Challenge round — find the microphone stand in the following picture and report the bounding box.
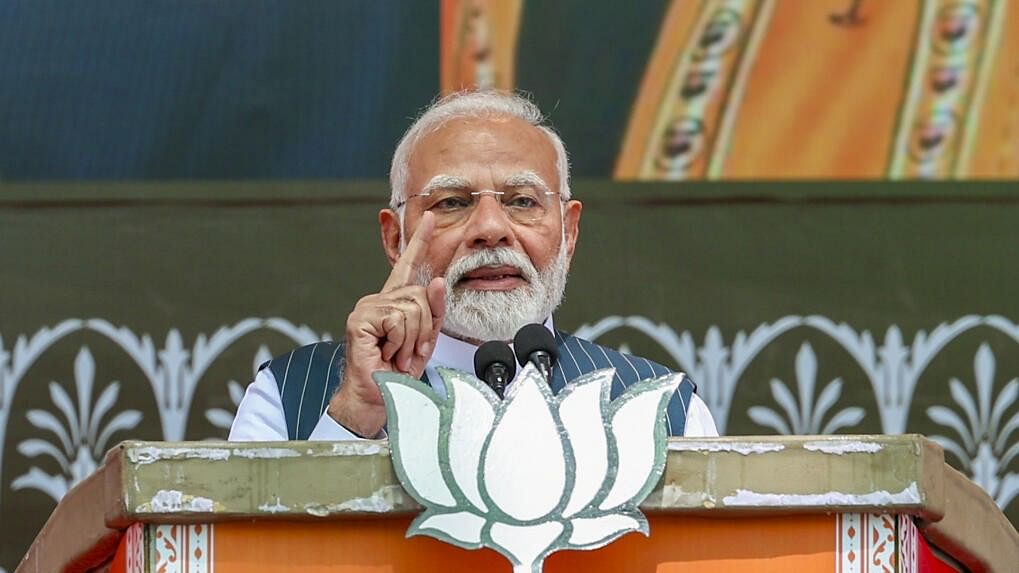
[485,362,510,399]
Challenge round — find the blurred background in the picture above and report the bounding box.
[1,0,1018,567]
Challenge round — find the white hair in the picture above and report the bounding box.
[389,90,571,210]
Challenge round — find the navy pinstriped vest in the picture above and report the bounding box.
[260,331,697,439]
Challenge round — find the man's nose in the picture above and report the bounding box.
[464,194,515,248]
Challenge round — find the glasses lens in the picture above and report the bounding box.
[412,188,556,226]
[423,189,473,226]
[502,189,550,223]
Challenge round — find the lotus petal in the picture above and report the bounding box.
[770,378,801,432]
[17,439,70,471]
[489,521,563,572]
[228,380,246,405]
[89,383,121,443]
[600,374,679,510]
[205,408,235,429]
[442,368,498,512]
[567,512,647,549]
[747,406,791,435]
[557,369,612,517]
[929,434,971,469]
[26,409,72,453]
[996,474,1019,509]
[820,407,864,435]
[482,364,566,521]
[949,378,980,438]
[928,405,973,450]
[990,380,1018,442]
[49,382,80,445]
[811,378,844,431]
[409,510,486,548]
[74,347,95,436]
[376,373,455,507]
[94,409,142,453]
[11,466,69,502]
[996,406,1019,453]
[794,343,817,426]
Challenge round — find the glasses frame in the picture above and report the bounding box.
[394,188,565,225]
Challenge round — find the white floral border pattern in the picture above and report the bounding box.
[897,514,919,573]
[1,315,1017,514]
[152,524,214,573]
[835,513,898,573]
[0,318,328,506]
[579,314,1019,509]
[125,522,143,573]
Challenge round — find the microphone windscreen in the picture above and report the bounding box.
[513,323,559,366]
[474,340,517,381]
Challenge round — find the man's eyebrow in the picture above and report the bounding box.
[503,170,550,193]
[422,174,472,193]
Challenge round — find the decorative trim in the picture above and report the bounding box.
[152,525,181,572]
[440,0,523,92]
[2,315,1016,518]
[836,513,896,573]
[865,513,897,572]
[625,0,775,180]
[188,523,213,570]
[125,522,143,573]
[836,512,862,573]
[705,0,775,178]
[0,318,326,506]
[898,514,919,573]
[955,0,1008,175]
[152,524,214,572]
[889,0,1004,178]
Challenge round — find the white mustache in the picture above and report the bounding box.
[445,248,538,288]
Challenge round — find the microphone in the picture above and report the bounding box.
[513,323,558,382]
[474,341,517,399]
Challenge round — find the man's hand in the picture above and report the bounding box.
[327,212,446,437]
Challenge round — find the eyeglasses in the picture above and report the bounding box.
[395,188,563,227]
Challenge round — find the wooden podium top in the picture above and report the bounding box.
[19,435,1019,572]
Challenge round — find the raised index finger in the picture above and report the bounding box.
[383,211,436,291]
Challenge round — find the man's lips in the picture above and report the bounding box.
[457,265,526,290]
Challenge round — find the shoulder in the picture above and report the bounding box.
[258,341,346,394]
[554,330,697,396]
[256,340,347,440]
[554,329,679,383]
[554,330,701,436]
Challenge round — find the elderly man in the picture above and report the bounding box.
[229,90,717,440]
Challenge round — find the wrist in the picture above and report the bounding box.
[327,387,386,438]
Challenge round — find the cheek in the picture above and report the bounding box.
[424,237,461,277]
[521,230,563,268]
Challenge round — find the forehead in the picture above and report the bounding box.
[407,116,558,189]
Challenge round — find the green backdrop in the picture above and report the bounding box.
[1,180,1017,569]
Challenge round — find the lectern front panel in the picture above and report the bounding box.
[108,513,938,572]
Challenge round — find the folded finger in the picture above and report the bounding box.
[383,287,436,359]
[391,300,422,372]
[378,309,407,364]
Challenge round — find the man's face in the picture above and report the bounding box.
[380,115,582,342]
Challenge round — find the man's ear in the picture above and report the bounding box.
[379,209,402,266]
[562,200,582,263]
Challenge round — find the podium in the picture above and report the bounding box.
[18,436,1018,572]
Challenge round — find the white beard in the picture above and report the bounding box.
[418,246,569,342]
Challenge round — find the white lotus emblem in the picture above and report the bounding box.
[375,363,679,572]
